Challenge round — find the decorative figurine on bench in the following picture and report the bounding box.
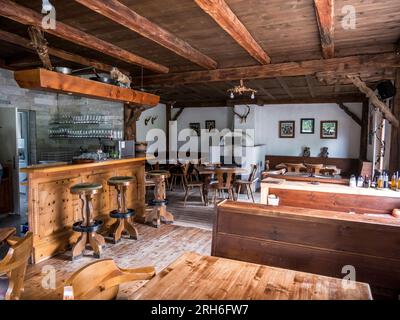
[320,147,329,158]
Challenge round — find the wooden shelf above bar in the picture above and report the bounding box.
[14,68,160,106]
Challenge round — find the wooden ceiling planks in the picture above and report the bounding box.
[75,0,218,70]
[0,0,398,104]
[194,0,271,64]
[0,0,169,73]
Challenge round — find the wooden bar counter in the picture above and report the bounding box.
[261,179,400,214]
[21,158,146,263]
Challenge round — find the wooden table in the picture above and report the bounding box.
[195,166,247,204]
[131,252,372,300]
[0,227,16,243]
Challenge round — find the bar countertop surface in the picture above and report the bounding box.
[20,157,147,174]
[261,178,400,198]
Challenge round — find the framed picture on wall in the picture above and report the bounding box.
[205,120,216,132]
[189,122,201,136]
[300,118,315,134]
[279,121,295,138]
[320,121,338,139]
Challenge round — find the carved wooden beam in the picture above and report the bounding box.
[172,108,185,121]
[389,70,400,172]
[194,0,270,64]
[314,0,334,59]
[75,0,217,70]
[348,75,399,128]
[139,53,400,86]
[0,0,168,73]
[337,102,362,126]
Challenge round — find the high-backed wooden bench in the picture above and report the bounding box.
[213,200,400,300]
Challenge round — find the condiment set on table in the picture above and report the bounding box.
[349,171,400,191]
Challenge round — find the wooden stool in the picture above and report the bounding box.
[146,170,174,228]
[108,176,138,244]
[70,183,105,261]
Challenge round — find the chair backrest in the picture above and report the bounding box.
[0,232,33,300]
[64,259,156,300]
[181,163,190,187]
[248,164,258,182]
[214,169,235,189]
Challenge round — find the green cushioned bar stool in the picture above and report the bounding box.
[108,176,138,244]
[70,183,105,261]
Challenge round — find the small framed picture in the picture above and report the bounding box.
[189,122,201,136]
[300,118,315,134]
[279,121,295,138]
[320,121,338,139]
[205,120,216,132]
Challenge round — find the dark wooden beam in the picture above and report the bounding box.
[75,0,217,70]
[389,70,400,172]
[314,0,334,59]
[359,100,369,160]
[276,77,294,98]
[337,102,362,126]
[194,0,270,64]
[348,75,399,127]
[172,94,366,108]
[0,29,121,73]
[0,0,168,73]
[172,108,185,121]
[139,53,400,86]
[305,75,316,98]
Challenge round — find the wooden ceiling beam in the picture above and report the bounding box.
[337,102,362,126]
[172,94,366,108]
[305,75,316,98]
[314,0,335,59]
[194,0,270,64]
[139,53,400,86]
[276,77,294,98]
[75,0,217,70]
[348,75,399,127]
[0,0,168,73]
[0,29,122,73]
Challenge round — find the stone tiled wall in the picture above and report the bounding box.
[0,68,123,163]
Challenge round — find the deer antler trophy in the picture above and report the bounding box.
[233,105,251,124]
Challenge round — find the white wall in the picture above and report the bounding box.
[136,103,166,142]
[250,103,362,158]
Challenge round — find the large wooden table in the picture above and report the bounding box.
[131,252,372,300]
[21,158,146,263]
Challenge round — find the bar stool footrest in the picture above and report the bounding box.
[110,209,136,219]
[148,199,169,206]
[73,220,103,233]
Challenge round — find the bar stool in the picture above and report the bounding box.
[108,176,138,244]
[70,183,105,261]
[146,170,174,228]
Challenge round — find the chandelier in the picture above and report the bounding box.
[227,79,257,100]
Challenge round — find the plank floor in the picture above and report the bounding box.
[20,188,260,300]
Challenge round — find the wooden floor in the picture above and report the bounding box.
[18,187,260,300]
[22,224,212,300]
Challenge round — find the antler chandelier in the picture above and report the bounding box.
[227,79,257,100]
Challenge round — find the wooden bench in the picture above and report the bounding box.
[213,200,400,300]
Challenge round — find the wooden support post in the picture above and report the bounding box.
[124,104,145,141]
[389,70,400,173]
[166,103,172,161]
[359,100,369,160]
[348,75,399,128]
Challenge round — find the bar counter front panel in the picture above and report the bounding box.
[22,158,146,263]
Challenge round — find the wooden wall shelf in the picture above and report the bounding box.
[14,68,160,107]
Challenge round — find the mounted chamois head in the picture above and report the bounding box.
[233,105,251,124]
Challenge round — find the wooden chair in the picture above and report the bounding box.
[210,169,236,205]
[63,259,155,300]
[169,163,185,191]
[235,164,259,203]
[0,232,33,300]
[182,163,205,206]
